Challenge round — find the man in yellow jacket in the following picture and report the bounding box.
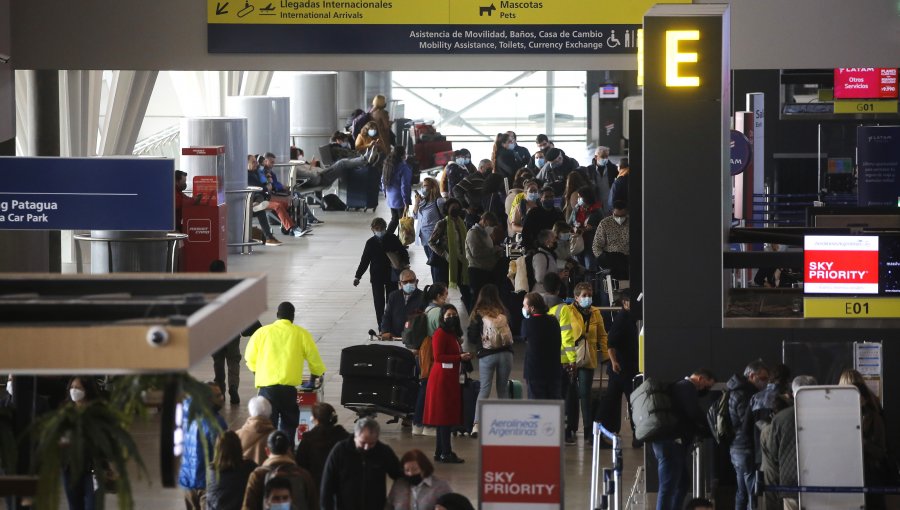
[246,301,326,446]
[550,282,608,446]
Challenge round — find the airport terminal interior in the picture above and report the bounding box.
[1,0,900,509]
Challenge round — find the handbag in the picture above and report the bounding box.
[570,233,585,256]
[385,251,408,271]
[398,207,415,246]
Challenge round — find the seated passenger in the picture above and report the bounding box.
[325,132,360,162]
[289,146,374,189]
[247,154,303,237]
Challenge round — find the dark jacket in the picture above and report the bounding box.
[320,437,402,510]
[764,406,797,498]
[205,459,257,510]
[445,163,469,198]
[381,288,425,337]
[452,171,486,209]
[670,378,709,443]
[495,148,523,179]
[606,308,639,376]
[521,314,561,382]
[355,234,406,285]
[294,424,350,489]
[522,206,565,250]
[727,373,759,452]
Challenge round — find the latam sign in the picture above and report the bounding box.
[804,236,879,295]
[834,68,898,99]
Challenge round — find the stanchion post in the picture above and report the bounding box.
[591,421,602,510]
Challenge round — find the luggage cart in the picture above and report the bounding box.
[590,421,624,510]
[339,331,417,424]
[295,377,324,444]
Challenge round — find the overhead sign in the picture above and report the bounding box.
[0,157,175,231]
[834,68,898,100]
[804,235,879,295]
[804,297,900,318]
[208,0,690,54]
[479,399,563,509]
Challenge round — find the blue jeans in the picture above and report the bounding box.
[477,351,513,420]
[651,439,690,510]
[731,448,756,510]
[258,385,300,447]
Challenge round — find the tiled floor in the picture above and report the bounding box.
[117,200,647,508]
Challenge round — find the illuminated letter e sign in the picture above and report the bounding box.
[665,30,700,87]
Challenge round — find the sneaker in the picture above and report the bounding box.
[471,423,479,438]
[228,387,240,405]
[565,431,577,445]
[308,217,325,226]
[412,425,424,436]
[423,426,437,437]
[439,453,465,464]
[265,237,283,246]
[251,200,269,213]
[292,228,309,237]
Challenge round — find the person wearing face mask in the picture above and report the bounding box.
[386,449,453,510]
[583,146,618,215]
[465,212,502,300]
[490,132,520,183]
[549,282,608,446]
[383,145,413,236]
[607,157,629,212]
[175,170,189,232]
[242,430,319,510]
[505,130,532,170]
[598,290,642,447]
[428,198,474,312]
[294,403,350,489]
[591,200,630,280]
[412,177,446,284]
[528,229,560,295]
[380,269,425,340]
[205,431,257,510]
[327,132,361,161]
[537,148,579,195]
[451,158,489,211]
[355,217,409,329]
[410,283,450,436]
[521,293,563,399]
[457,148,477,174]
[424,304,474,463]
[522,187,565,251]
[179,381,228,510]
[529,150,546,174]
[467,284,514,437]
[508,180,541,237]
[61,376,103,510]
[561,168,588,221]
[321,417,403,510]
[572,185,604,272]
[261,477,293,510]
[355,120,388,156]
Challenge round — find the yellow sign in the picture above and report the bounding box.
[833,100,898,114]
[803,297,900,319]
[665,30,700,87]
[208,0,690,25]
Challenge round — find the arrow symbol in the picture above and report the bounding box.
[216,2,229,15]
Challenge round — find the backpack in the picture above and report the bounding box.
[706,389,734,445]
[321,193,347,211]
[350,110,373,140]
[418,336,433,379]
[263,464,311,510]
[481,314,513,349]
[629,378,678,442]
[401,311,429,350]
[514,250,549,292]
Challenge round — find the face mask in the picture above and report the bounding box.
[541,200,555,210]
[551,159,561,168]
[522,308,531,318]
[464,158,471,165]
[5,381,12,396]
[402,283,416,294]
[455,157,467,166]
[70,388,86,402]
[342,142,351,149]
[535,158,545,167]
[614,216,626,225]
[597,158,608,166]
[577,197,585,207]
[373,230,385,239]
[406,474,423,486]
[526,192,540,202]
[269,502,291,510]
[367,129,377,137]
[444,317,460,330]
[578,297,593,308]
[484,225,495,236]
[508,142,516,150]
[559,233,572,242]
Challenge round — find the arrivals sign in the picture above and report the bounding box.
[207,0,689,54]
[804,236,879,295]
[479,400,564,509]
[0,157,175,231]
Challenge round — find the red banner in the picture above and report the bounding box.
[481,446,561,504]
[804,236,879,294]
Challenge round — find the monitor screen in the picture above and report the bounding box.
[833,68,898,99]
[827,157,853,174]
[804,235,879,294]
[599,84,619,99]
[880,235,900,295]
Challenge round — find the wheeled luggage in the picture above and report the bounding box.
[630,377,677,442]
[339,164,379,211]
[339,344,417,380]
[507,379,524,399]
[453,375,480,436]
[340,378,418,416]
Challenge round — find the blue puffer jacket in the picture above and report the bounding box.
[178,398,227,490]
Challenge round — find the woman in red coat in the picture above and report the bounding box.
[423,304,473,464]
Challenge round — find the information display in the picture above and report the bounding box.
[833,68,898,99]
[803,236,879,295]
[207,0,689,54]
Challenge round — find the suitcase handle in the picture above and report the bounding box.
[352,362,374,368]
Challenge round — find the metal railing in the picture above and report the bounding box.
[591,422,623,510]
[132,124,181,159]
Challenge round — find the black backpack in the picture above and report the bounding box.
[321,193,347,211]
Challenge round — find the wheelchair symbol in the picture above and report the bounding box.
[607,30,621,48]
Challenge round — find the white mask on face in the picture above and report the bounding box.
[614,216,626,225]
[5,381,11,396]
[70,388,86,402]
[484,225,495,236]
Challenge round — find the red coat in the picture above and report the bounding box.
[423,327,463,426]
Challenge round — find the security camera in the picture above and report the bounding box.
[146,326,170,347]
[0,54,9,64]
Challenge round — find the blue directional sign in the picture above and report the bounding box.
[0,157,175,231]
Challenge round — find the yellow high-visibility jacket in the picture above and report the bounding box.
[245,319,326,388]
[549,303,608,369]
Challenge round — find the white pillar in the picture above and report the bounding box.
[290,73,337,162]
[364,71,392,106]
[337,71,365,123]
[180,117,249,256]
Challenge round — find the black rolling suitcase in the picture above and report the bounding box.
[339,344,416,380]
[453,374,481,436]
[339,164,380,211]
[340,378,418,415]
